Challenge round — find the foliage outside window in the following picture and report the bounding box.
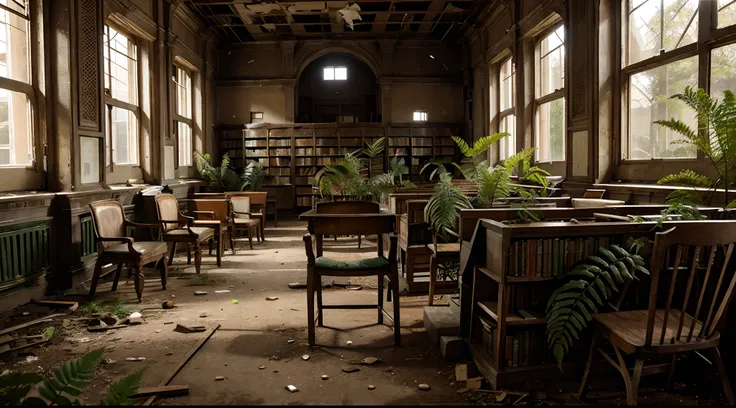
[498,57,516,160]
[0,0,32,167]
[535,25,565,162]
[103,24,138,166]
[174,64,193,167]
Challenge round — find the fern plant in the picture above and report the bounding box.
[240,160,265,191]
[193,151,240,191]
[546,244,649,368]
[0,348,144,406]
[423,172,472,241]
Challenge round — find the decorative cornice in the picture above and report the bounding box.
[217,78,298,88]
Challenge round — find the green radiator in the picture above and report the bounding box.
[0,220,52,290]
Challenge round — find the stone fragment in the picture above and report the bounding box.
[342,366,360,373]
[418,384,431,391]
[360,357,380,365]
[285,385,298,393]
[215,376,225,381]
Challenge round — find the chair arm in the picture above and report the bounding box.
[179,213,195,226]
[303,234,315,264]
[98,237,139,254]
[232,210,254,216]
[192,211,215,220]
[444,227,460,239]
[125,220,160,230]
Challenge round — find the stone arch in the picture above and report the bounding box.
[294,45,382,80]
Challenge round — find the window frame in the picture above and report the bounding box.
[498,56,516,160]
[103,23,139,168]
[0,0,36,171]
[533,23,566,163]
[323,66,348,81]
[173,63,193,168]
[413,111,428,122]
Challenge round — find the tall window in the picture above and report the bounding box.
[174,65,193,167]
[498,57,516,160]
[323,66,347,81]
[413,111,427,121]
[535,25,565,162]
[622,0,699,159]
[0,0,32,167]
[103,24,138,166]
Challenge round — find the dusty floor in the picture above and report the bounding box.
[0,219,731,405]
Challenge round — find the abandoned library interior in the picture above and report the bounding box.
[6,0,736,405]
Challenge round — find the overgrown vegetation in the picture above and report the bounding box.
[78,299,131,320]
[0,348,144,405]
[194,151,265,192]
[545,244,649,368]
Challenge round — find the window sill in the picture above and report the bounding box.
[619,158,700,164]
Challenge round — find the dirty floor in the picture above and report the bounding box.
[0,219,731,405]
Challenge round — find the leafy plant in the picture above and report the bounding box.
[546,244,649,368]
[240,161,265,191]
[193,151,240,191]
[423,172,472,241]
[453,133,509,180]
[0,348,145,406]
[654,86,736,208]
[420,158,463,181]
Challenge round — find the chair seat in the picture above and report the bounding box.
[105,241,168,256]
[315,256,389,270]
[164,226,215,241]
[430,243,461,253]
[593,309,713,351]
[233,218,259,226]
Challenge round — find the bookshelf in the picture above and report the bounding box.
[464,219,661,388]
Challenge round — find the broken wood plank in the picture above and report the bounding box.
[0,314,62,337]
[174,324,206,333]
[132,385,189,399]
[0,339,48,355]
[143,325,220,406]
[0,335,15,345]
[32,300,79,311]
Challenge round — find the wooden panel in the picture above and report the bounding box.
[0,220,52,291]
[77,0,102,130]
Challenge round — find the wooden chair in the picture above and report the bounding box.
[578,222,736,405]
[154,194,216,274]
[87,200,168,302]
[428,228,461,306]
[188,198,236,255]
[233,192,267,240]
[302,201,401,346]
[230,196,261,250]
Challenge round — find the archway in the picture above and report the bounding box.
[296,53,379,123]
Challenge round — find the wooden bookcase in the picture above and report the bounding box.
[464,219,663,389]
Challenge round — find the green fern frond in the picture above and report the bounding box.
[0,373,45,405]
[503,147,537,171]
[361,137,385,158]
[424,173,472,241]
[38,347,105,405]
[401,180,417,189]
[657,169,712,188]
[546,245,649,368]
[101,368,145,406]
[453,133,509,158]
[477,166,511,206]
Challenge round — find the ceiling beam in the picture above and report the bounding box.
[372,0,392,33]
[232,3,267,40]
[419,0,447,34]
[276,1,307,34]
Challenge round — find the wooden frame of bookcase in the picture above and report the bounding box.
[465,219,682,389]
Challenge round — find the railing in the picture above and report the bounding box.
[0,220,52,290]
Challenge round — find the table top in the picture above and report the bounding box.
[299,209,396,220]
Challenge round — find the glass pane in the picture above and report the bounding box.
[499,114,516,160]
[711,43,736,100]
[627,0,698,66]
[323,67,334,81]
[718,0,736,28]
[539,26,565,98]
[500,58,515,111]
[0,89,31,166]
[0,148,8,164]
[175,66,191,118]
[535,98,565,162]
[178,121,192,166]
[628,56,698,159]
[335,67,347,80]
[0,2,29,84]
[81,137,100,184]
[104,25,137,104]
[111,107,137,165]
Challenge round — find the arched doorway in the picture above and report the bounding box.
[296,53,379,123]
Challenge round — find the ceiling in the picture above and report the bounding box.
[185,0,485,43]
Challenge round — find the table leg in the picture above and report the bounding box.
[216,225,222,267]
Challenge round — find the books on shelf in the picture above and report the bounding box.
[505,330,537,368]
[506,236,615,277]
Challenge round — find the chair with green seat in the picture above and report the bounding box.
[303,200,400,346]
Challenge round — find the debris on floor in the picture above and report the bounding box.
[321,375,329,380]
[360,356,380,365]
[123,312,144,325]
[346,340,353,346]
[194,291,208,296]
[418,384,431,391]
[215,376,225,381]
[288,282,306,289]
[346,285,362,291]
[368,385,376,390]
[265,296,278,301]
[258,365,266,370]
[301,354,310,361]
[287,339,295,344]
[285,385,298,393]
[214,290,231,294]
[174,324,206,333]
[126,357,146,362]
[342,366,360,373]
[162,300,176,309]
[230,299,239,304]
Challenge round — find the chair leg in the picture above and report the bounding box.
[316,274,323,326]
[230,227,236,254]
[260,215,266,241]
[358,235,362,249]
[666,354,677,391]
[88,258,105,298]
[133,263,145,302]
[391,270,401,346]
[111,264,123,292]
[612,342,638,406]
[429,255,437,306]
[307,267,316,346]
[248,227,254,250]
[377,272,384,324]
[577,333,598,399]
[209,239,213,256]
[187,244,192,265]
[629,358,645,405]
[216,233,222,267]
[194,245,202,275]
[708,347,735,405]
[168,242,176,265]
[159,255,168,290]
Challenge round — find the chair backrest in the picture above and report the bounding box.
[155,193,181,232]
[89,200,126,250]
[230,196,251,219]
[229,191,267,206]
[189,192,227,199]
[189,199,230,223]
[316,200,380,214]
[644,221,736,347]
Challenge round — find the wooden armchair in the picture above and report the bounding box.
[428,227,461,306]
[230,192,267,240]
[189,198,236,255]
[301,201,401,347]
[578,221,736,405]
[154,194,216,274]
[230,196,261,250]
[87,200,168,302]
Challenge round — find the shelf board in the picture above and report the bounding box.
[476,267,562,283]
[476,301,546,326]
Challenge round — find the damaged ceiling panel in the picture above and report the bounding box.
[184,0,482,43]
